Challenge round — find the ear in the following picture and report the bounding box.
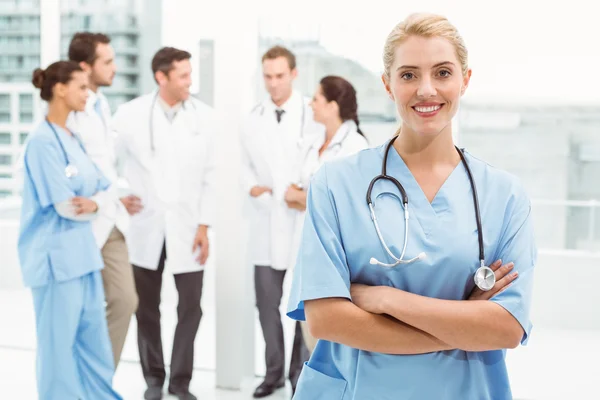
[155,70,168,86]
[330,100,340,116]
[291,68,298,80]
[79,61,92,74]
[381,73,394,101]
[461,69,472,96]
[54,82,68,99]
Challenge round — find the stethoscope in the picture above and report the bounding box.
[293,123,353,190]
[367,135,496,292]
[257,101,307,148]
[46,118,86,179]
[148,91,199,154]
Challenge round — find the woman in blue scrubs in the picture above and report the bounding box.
[18,61,122,399]
[287,13,536,400]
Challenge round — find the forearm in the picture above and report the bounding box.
[305,298,452,355]
[54,200,96,221]
[378,287,523,351]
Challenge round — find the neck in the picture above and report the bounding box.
[88,82,98,93]
[46,101,72,134]
[272,90,293,108]
[158,88,180,107]
[324,118,343,141]
[394,123,459,168]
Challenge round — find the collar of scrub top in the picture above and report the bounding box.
[149,90,198,154]
[260,90,307,148]
[367,136,495,291]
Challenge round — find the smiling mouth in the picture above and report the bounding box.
[412,104,443,117]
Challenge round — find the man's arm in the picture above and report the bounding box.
[305,298,452,355]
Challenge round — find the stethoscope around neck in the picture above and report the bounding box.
[148,91,198,154]
[366,135,496,292]
[46,118,86,179]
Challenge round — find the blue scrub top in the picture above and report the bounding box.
[18,120,110,288]
[287,142,537,400]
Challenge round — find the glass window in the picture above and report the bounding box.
[19,132,28,144]
[0,132,11,145]
[19,93,33,110]
[19,112,33,123]
[0,154,12,165]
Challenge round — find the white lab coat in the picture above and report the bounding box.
[67,90,129,248]
[112,91,217,274]
[288,120,369,268]
[240,90,323,270]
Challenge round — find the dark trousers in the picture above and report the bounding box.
[133,244,204,392]
[255,265,309,389]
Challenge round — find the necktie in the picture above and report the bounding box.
[275,109,285,123]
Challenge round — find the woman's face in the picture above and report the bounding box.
[383,35,471,138]
[55,71,89,112]
[310,85,338,124]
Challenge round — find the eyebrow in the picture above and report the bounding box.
[397,61,455,71]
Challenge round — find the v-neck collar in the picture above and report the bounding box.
[381,141,464,236]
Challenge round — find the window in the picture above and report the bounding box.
[0,132,11,145]
[19,132,28,144]
[19,93,33,110]
[0,154,12,165]
[19,112,33,123]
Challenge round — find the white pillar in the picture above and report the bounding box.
[39,0,61,67]
[213,4,259,390]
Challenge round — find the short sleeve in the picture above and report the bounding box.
[286,165,352,321]
[490,183,537,345]
[25,136,75,208]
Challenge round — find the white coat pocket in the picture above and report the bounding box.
[293,362,348,400]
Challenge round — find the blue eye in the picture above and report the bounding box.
[439,69,451,77]
[401,72,414,80]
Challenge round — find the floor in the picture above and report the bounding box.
[1,286,598,399]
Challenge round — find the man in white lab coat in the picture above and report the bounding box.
[240,46,322,398]
[112,47,216,400]
[67,32,138,369]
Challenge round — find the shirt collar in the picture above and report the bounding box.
[157,94,183,115]
[265,90,300,114]
[84,89,101,113]
[310,119,356,151]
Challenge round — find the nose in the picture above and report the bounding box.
[417,76,436,98]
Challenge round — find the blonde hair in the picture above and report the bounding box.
[383,13,469,79]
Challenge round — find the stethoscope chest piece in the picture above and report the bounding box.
[474,263,496,291]
[65,164,79,178]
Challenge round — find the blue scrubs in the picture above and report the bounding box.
[287,142,537,400]
[18,121,122,400]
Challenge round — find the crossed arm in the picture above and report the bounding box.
[304,260,524,354]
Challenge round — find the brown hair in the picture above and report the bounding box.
[68,32,111,65]
[320,76,364,137]
[151,47,191,81]
[261,45,296,70]
[32,61,83,101]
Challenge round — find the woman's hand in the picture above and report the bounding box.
[71,197,98,215]
[350,284,388,314]
[468,260,518,301]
